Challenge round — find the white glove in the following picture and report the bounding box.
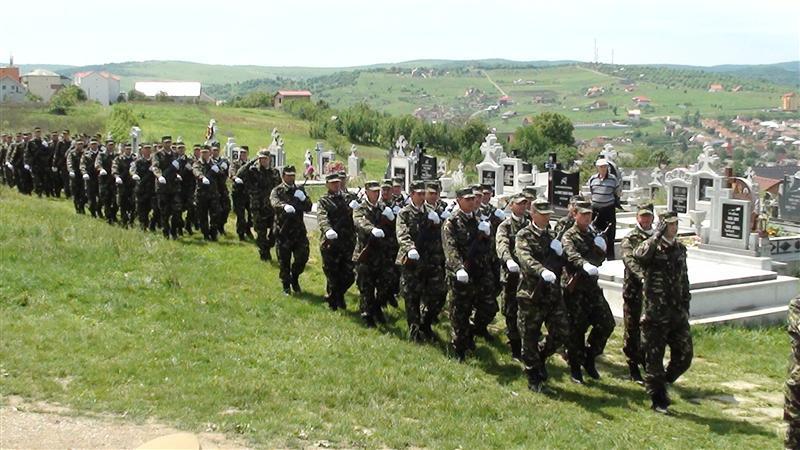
[480,214,488,222]
[393,205,401,214]
[440,210,451,220]
[51,167,58,173]
[202,177,210,185]
[427,211,441,224]
[115,176,122,185]
[381,206,395,221]
[408,249,420,260]
[594,235,607,252]
[325,229,338,240]
[132,174,140,181]
[549,239,563,256]
[234,177,243,184]
[478,221,491,236]
[158,176,166,184]
[294,190,307,201]
[5,162,11,169]
[371,228,385,238]
[211,164,220,173]
[283,204,296,214]
[176,174,183,181]
[220,162,228,170]
[541,269,557,283]
[24,164,31,171]
[184,163,192,170]
[82,173,90,180]
[456,269,469,283]
[99,169,107,176]
[171,160,180,169]
[69,171,75,178]
[583,262,598,276]
[506,259,520,273]
[494,209,506,220]
[348,199,360,209]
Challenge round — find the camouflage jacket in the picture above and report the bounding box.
[633,235,691,318]
[151,150,180,193]
[395,201,443,267]
[553,215,575,237]
[789,296,800,362]
[515,223,561,299]
[79,149,99,181]
[352,199,392,264]
[53,140,71,170]
[442,209,493,277]
[177,154,196,193]
[620,226,651,289]
[192,158,221,199]
[131,156,155,196]
[270,182,312,238]
[111,153,136,184]
[8,141,27,167]
[240,163,280,210]
[94,150,118,185]
[213,157,231,194]
[317,191,356,252]
[496,213,530,282]
[561,224,606,284]
[24,138,51,170]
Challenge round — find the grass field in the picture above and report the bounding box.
[0,188,790,448]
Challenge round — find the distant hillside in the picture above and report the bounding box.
[654,61,799,88]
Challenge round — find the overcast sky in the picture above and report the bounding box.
[2,0,798,67]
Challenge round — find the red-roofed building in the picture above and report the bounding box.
[0,65,26,103]
[73,71,121,106]
[273,90,312,108]
[498,95,511,105]
[708,83,724,93]
[632,96,651,106]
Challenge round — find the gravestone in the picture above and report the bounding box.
[418,154,437,181]
[691,147,723,214]
[780,174,800,222]
[348,145,360,179]
[268,128,286,170]
[665,168,696,215]
[549,169,580,212]
[475,133,505,194]
[314,142,335,176]
[391,155,412,191]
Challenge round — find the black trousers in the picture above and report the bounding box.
[592,204,616,260]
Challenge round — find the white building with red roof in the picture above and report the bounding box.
[73,71,121,106]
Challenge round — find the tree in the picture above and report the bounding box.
[127,89,148,102]
[513,124,550,163]
[106,104,140,143]
[48,85,87,115]
[530,112,574,147]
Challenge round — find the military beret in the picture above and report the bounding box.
[532,198,554,214]
[456,187,476,198]
[282,165,296,175]
[410,180,425,192]
[325,172,341,182]
[660,211,679,223]
[365,180,381,191]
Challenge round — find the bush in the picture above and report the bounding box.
[48,85,87,115]
[106,104,140,143]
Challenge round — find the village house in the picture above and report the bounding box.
[783,92,798,111]
[632,95,651,107]
[708,83,724,93]
[0,65,27,103]
[73,71,121,106]
[273,90,312,108]
[21,69,69,102]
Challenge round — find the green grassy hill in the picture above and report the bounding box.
[0,187,788,448]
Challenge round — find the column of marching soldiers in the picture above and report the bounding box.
[1,128,693,414]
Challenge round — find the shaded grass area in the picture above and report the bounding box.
[0,188,788,448]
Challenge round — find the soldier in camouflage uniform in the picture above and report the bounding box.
[230,146,253,241]
[634,211,692,414]
[784,295,800,449]
[131,143,158,231]
[443,187,497,361]
[52,130,72,198]
[380,179,401,308]
[495,193,531,358]
[318,173,358,311]
[1,133,13,187]
[515,198,572,392]
[421,181,449,330]
[65,139,86,214]
[480,184,506,298]
[353,180,395,326]
[95,140,119,224]
[11,132,33,194]
[561,201,615,383]
[553,195,583,237]
[270,165,312,294]
[152,136,183,239]
[112,143,137,227]
[192,145,222,241]
[240,150,280,260]
[212,144,232,235]
[24,127,52,198]
[80,138,101,217]
[619,203,655,383]
[396,181,446,341]
[175,142,196,235]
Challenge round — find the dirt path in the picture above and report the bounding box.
[482,71,506,97]
[0,396,249,449]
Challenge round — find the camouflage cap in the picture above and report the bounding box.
[660,211,679,223]
[532,198,554,214]
[410,180,426,192]
[381,179,393,189]
[365,180,381,191]
[161,135,172,142]
[576,200,593,214]
[456,187,476,198]
[425,181,441,193]
[511,193,529,204]
[325,172,341,182]
[480,183,494,193]
[257,149,270,158]
[392,177,403,187]
[637,203,654,216]
[240,145,249,151]
[282,165,296,175]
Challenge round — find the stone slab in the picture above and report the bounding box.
[598,259,777,289]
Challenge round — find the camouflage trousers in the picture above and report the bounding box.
[252,206,275,258]
[85,177,99,216]
[563,281,615,366]
[448,269,497,353]
[356,256,394,319]
[136,191,158,231]
[400,262,446,337]
[215,188,231,232]
[517,282,570,379]
[157,190,183,238]
[181,186,196,232]
[622,279,644,366]
[70,176,86,213]
[196,192,221,238]
[276,235,309,285]
[16,167,32,194]
[641,312,693,397]
[232,187,251,235]
[98,179,118,223]
[785,352,800,449]
[32,167,50,197]
[501,272,521,341]
[117,183,136,227]
[321,240,355,307]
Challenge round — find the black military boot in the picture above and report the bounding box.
[539,348,549,380]
[335,294,346,311]
[325,294,337,311]
[629,362,644,384]
[527,371,544,393]
[245,229,255,240]
[282,281,291,296]
[473,327,495,342]
[387,295,398,308]
[291,274,301,294]
[362,314,376,328]
[584,352,601,380]
[374,308,386,324]
[570,364,584,384]
[509,339,522,360]
[420,322,435,342]
[651,389,670,414]
[238,232,246,242]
